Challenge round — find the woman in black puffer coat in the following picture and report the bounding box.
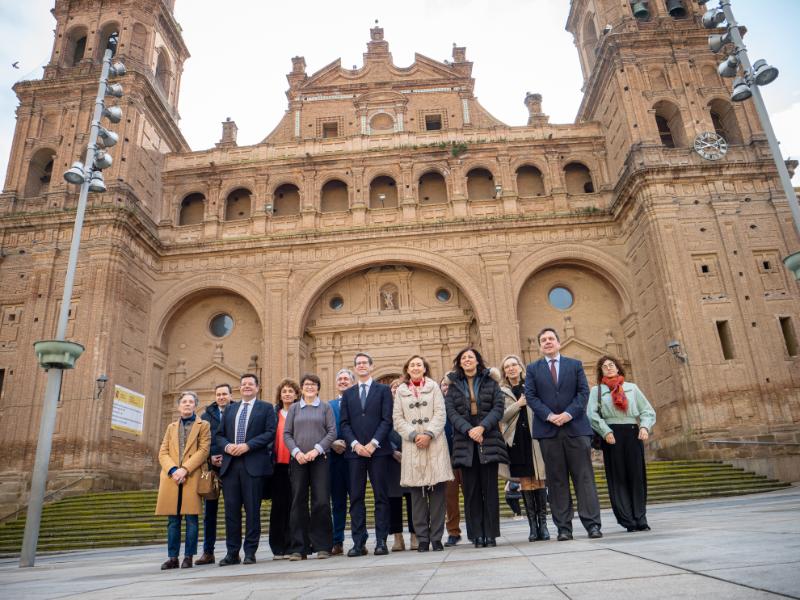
[444,347,508,548]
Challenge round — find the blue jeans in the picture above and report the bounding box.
[202,498,219,554]
[167,514,198,558]
[329,452,349,545]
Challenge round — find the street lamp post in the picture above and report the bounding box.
[19,34,125,568]
[700,0,800,277]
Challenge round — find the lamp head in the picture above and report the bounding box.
[97,127,118,147]
[718,55,739,78]
[708,32,731,53]
[752,59,779,86]
[88,171,107,193]
[103,105,122,124]
[109,62,126,77]
[63,161,86,185]
[93,151,113,170]
[730,77,752,102]
[702,8,725,28]
[105,83,123,98]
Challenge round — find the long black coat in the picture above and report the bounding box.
[444,368,509,468]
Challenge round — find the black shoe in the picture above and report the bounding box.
[587,527,603,539]
[557,531,573,541]
[347,545,367,557]
[626,527,638,532]
[373,541,389,555]
[431,541,444,551]
[243,554,257,564]
[485,538,496,547]
[161,557,179,570]
[417,542,429,552]
[218,554,241,566]
[473,536,485,548]
[444,535,461,547]
[637,524,651,531]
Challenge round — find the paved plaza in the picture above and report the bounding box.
[1,487,798,599]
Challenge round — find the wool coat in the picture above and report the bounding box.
[444,368,509,468]
[500,383,547,480]
[155,418,211,516]
[392,378,454,488]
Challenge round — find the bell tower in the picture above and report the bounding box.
[2,0,189,216]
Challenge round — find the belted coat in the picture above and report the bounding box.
[392,378,454,488]
[155,419,210,516]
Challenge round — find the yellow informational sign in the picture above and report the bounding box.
[111,385,145,435]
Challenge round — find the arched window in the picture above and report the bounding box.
[155,49,171,96]
[516,165,545,197]
[418,171,447,205]
[273,183,300,216]
[466,168,495,201]
[653,100,687,148]
[369,176,398,208]
[24,148,56,197]
[370,113,394,133]
[96,23,120,60]
[564,162,594,195]
[708,99,742,145]
[320,179,349,213]
[64,27,87,67]
[179,193,205,225]
[225,188,252,221]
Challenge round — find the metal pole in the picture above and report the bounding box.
[19,46,113,569]
[720,0,800,237]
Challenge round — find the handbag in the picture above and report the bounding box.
[198,464,220,500]
[590,385,606,450]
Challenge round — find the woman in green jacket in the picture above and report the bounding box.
[588,356,656,532]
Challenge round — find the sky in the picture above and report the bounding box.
[1,0,798,186]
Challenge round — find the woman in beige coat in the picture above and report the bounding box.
[500,355,550,542]
[155,391,211,570]
[392,355,453,551]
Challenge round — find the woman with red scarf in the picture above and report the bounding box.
[392,355,453,551]
[588,356,656,532]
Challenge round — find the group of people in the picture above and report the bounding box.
[155,326,656,569]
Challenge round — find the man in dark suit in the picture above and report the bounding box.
[524,327,602,541]
[215,373,276,565]
[339,352,394,557]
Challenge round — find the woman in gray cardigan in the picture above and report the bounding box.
[588,355,656,532]
[284,373,336,559]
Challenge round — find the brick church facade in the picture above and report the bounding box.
[0,0,798,510]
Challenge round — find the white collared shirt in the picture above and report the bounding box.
[546,354,561,380]
[234,398,256,441]
[351,379,380,451]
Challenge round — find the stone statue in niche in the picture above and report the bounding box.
[381,287,397,310]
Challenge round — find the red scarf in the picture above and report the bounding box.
[601,375,628,412]
[410,378,424,398]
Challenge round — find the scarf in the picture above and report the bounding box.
[410,378,424,398]
[601,375,628,412]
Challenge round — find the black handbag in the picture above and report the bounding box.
[590,385,605,450]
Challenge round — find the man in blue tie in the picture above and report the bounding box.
[524,328,602,541]
[215,373,276,565]
[327,368,355,556]
[339,353,394,557]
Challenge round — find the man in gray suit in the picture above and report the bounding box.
[524,327,602,541]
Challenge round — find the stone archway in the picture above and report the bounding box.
[301,265,478,399]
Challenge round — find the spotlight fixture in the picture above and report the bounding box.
[730,77,752,102]
[717,55,739,78]
[93,151,113,170]
[63,161,86,184]
[109,62,126,77]
[97,127,119,147]
[88,171,107,193]
[708,32,731,53]
[102,105,122,124]
[752,59,779,86]
[105,83,123,98]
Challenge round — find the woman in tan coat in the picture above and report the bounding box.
[155,391,210,570]
[393,355,453,551]
[500,355,549,542]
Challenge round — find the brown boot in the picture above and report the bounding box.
[160,557,179,570]
[181,556,193,569]
[331,543,343,556]
[195,552,215,565]
[391,533,405,552]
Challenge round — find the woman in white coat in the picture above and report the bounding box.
[588,355,656,532]
[392,355,453,552]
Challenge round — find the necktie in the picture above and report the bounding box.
[360,384,367,411]
[235,403,249,444]
[549,359,558,386]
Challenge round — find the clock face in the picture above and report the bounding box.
[694,131,728,161]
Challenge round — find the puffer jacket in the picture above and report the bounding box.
[444,368,509,468]
[393,378,454,488]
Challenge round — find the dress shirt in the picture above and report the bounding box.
[225,398,256,453]
[351,378,381,451]
[544,354,572,421]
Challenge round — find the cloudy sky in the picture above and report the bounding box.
[1,0,798,185]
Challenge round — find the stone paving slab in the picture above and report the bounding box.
[1,487,798,600]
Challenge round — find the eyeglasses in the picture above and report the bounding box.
[601,363,617,370]
[302,383,319,388]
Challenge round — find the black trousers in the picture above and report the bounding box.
[461,443,500,539]
[539,429,601,534]
[601,424,648,529]
[268,463,292,555]
[389,493,415,534]
[289,456,333,555]
[348,454,391,544]
[220,457,264,557]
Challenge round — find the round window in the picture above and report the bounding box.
[548,287,574,310]
[435,288,452,303]
[209,313,234,338]
[329,296,344,311]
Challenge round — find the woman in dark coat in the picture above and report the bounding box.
[444,348,508,547]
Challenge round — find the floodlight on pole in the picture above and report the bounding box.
[63,161,86,184]
[102,105,122,124]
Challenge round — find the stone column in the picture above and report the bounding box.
[262,265,292,394]
[480,251,520,363]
